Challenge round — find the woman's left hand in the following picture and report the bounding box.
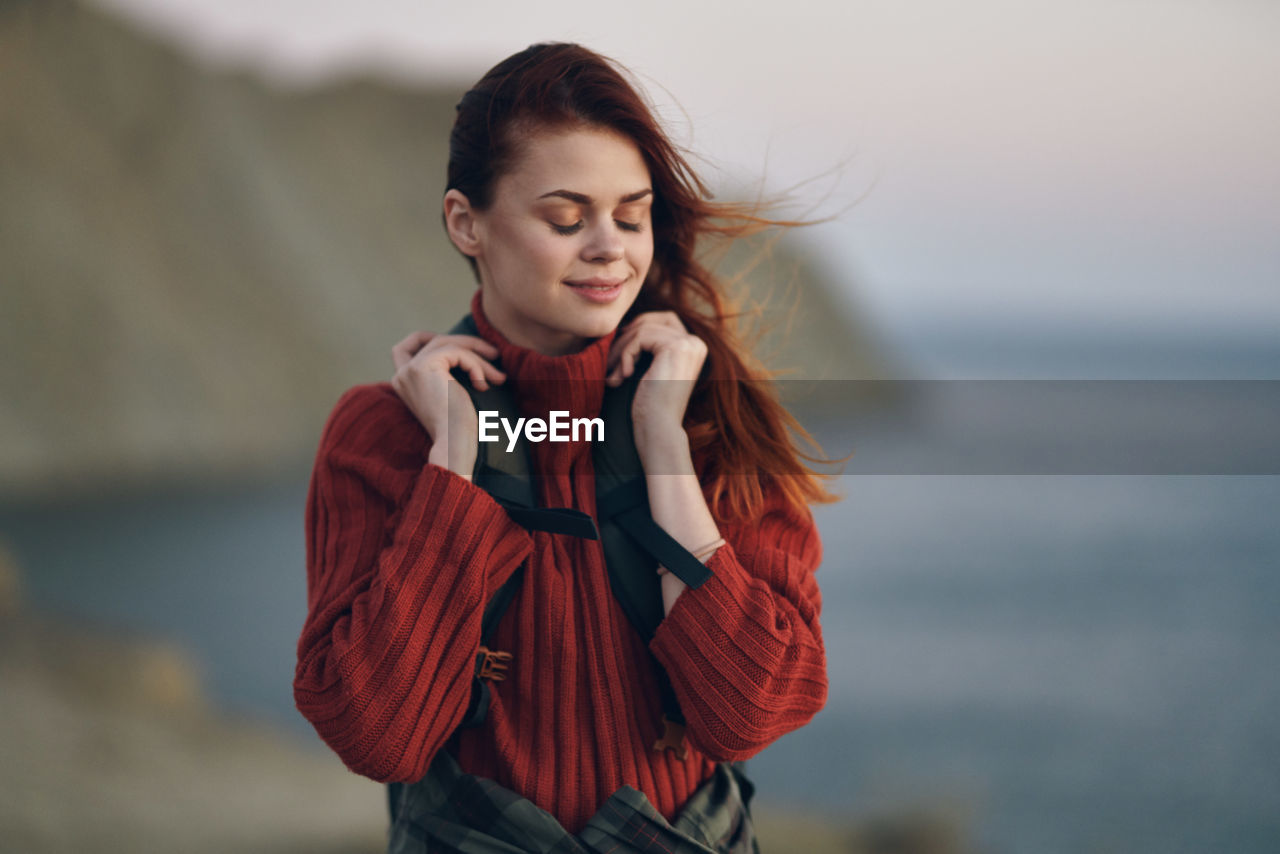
[606,311,707,448]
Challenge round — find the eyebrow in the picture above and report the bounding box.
[536,188,653,204]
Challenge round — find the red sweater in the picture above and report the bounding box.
[294,291,828,834]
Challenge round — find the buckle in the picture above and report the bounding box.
[475,646,512,681]
[653,715,689,760]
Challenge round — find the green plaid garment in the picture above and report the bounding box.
[387,750,759,854]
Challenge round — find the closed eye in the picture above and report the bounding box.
[551,220,645,235]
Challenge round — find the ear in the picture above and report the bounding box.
[443,189,482,257]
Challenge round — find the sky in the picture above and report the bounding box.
[93,0,1280,374]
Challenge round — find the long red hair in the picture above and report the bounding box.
[447,43,842,521]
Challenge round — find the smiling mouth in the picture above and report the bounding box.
[564,278,626,303]
[568,284,627,294]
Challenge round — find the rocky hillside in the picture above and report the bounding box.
[0,0,893,500]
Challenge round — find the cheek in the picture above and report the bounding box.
[529,237,574,274]
[495,224,572,277]
[632,236,655,272]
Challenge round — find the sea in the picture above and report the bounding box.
[3,328,1278,854]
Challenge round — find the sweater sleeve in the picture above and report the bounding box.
[648,485,828,762]
[293,383,533,782]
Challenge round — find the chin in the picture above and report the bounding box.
[571,312,627,339]
[578,321,621,341]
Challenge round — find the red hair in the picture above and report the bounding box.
[447,43,842,521]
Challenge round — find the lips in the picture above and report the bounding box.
[564,277,626,289]
[564,277,626,303]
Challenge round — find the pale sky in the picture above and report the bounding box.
[94,0,1280,371]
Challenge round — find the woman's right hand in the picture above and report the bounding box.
[391,331,507,478]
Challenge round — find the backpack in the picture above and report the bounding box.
[443,312,712,753]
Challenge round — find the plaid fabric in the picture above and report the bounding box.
[387,750,759,854]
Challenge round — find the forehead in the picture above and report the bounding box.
[497,125,651,200]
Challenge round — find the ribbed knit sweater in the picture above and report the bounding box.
[293,290,828,834]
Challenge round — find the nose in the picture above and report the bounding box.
[582,219,625,263]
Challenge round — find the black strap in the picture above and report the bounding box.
[457,675,494,732]
[596,479,712,589]
[457,563,526,730]
[501,505,600,539]
[480,566,524,644]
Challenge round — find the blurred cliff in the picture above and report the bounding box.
[0,0,893,502]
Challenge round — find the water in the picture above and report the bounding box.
[0,478,311,722]
[751,474,1280,853]
[4,396,1279,853]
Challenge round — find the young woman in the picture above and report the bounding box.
[294,43,838,853]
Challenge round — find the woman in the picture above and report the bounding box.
[294,43,838,853]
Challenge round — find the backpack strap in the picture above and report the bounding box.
[593,361,713,592]
[445,313,714,758]
[454,562,523,730]
[590,354,708,756]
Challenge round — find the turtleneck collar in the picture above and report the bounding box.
[468,289,617,421]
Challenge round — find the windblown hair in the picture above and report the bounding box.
[447,42,841,521]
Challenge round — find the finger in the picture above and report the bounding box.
[644,310,684,331]
[421,333,501,361]
[464,350,508,388]
[440,334,500,359]
[616,336,648,382]
[392,330,436,370]
[416,340,506,382]
[658,311,686,330]
[606,332,630,376]
[607,323,646,373]
[413,346,487,389]
[479,355,507,385]
[609,327,664,382]
[606,331,638,382]
[451,350,500,390]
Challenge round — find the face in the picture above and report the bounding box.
[448,124,655,355]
